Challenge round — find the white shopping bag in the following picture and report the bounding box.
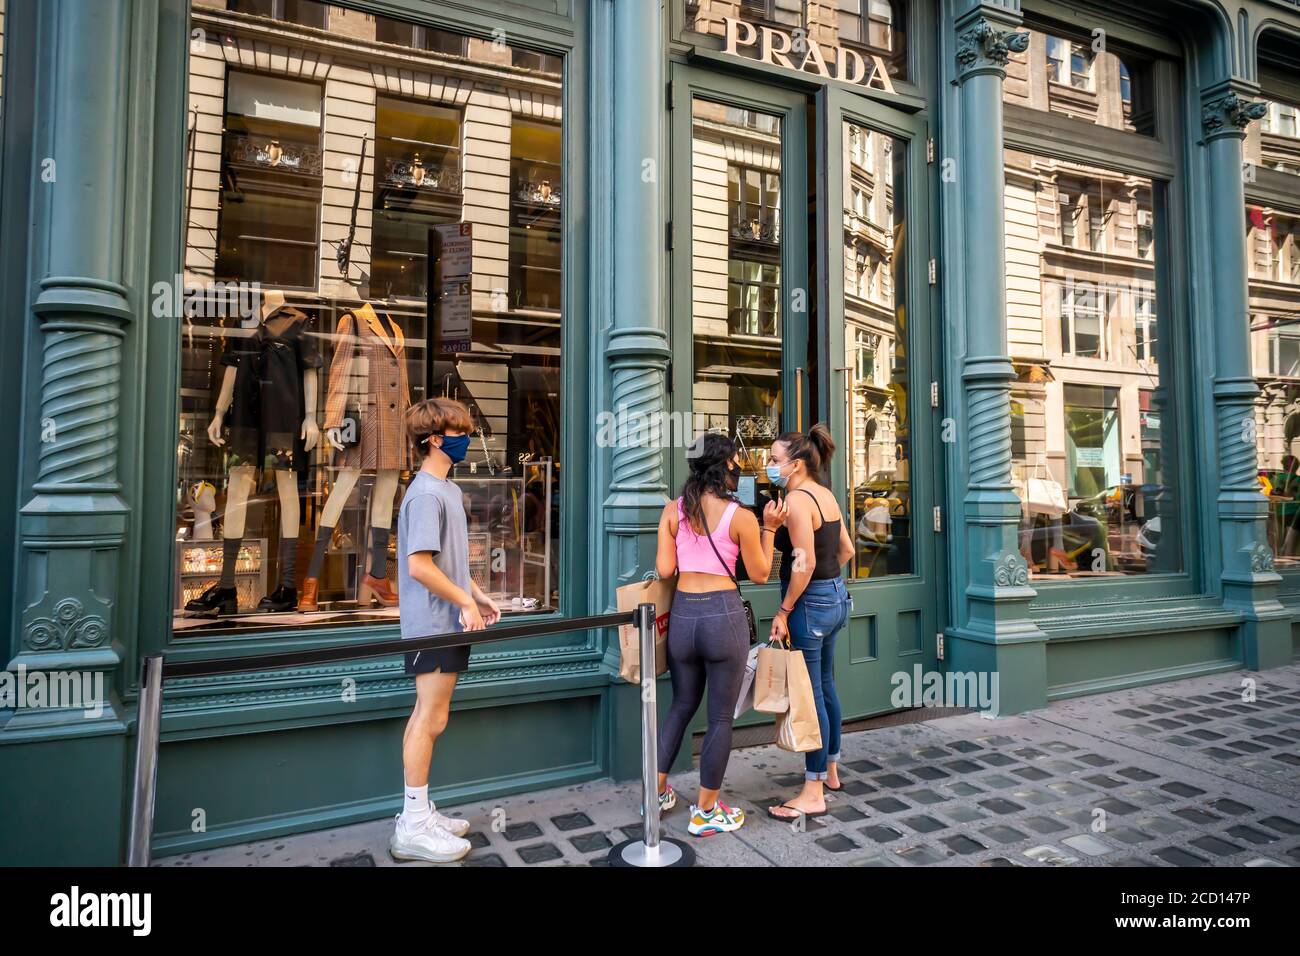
[734,643,762,719]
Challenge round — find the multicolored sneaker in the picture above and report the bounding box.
[640,784,677,815]
[688,801,745,837]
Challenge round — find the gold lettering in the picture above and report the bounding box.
[723,17,757,57]
[867,55,897,94]
[719,18,897,98]
[759,26,796,70]
[800,38,833,79]
[837,46,866,85]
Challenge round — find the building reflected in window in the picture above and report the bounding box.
[1005,150,1176,577]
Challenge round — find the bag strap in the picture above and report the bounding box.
[702,505,742,589]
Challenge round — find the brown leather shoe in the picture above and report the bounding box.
[297,577,320,612]
[359,573,399,607]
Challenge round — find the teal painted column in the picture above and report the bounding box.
[600,0,671,779]
[1,0,137,865]
[1199,81,1292,670]
[9,0,133,737]
[944,3,1048,715]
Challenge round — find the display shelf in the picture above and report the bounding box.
[174,537,268,611]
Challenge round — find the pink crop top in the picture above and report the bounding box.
[674,497,740,575]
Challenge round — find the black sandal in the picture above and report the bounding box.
[767,802,828,820]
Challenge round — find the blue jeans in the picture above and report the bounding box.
[782,577,850,781]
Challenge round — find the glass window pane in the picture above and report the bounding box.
[843,121,910,578]
[1004,26,1157,136]
[1249,205,1300,566]
[692,96,783,499]
[1251,95,1300,176]
[1005,151,1180,577]
[176,3,564,634]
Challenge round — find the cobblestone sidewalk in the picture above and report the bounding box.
[159,664,1300,867]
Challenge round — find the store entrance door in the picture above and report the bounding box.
[667,65,942,724]
[667,65,810,660]
[816,86,943,719]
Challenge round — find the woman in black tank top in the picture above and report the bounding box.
[764,425,855,822]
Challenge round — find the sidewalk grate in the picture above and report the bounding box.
[695,707,976,755]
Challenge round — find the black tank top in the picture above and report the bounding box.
[775,487,845,584]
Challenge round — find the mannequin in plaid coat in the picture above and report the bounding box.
[300,302,414,610]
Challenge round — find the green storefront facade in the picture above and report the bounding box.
[1,0,1299,866]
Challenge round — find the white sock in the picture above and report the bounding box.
[402,784,431,826]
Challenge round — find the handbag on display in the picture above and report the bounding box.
[1024,457,1068,517]
[614,574,674,683]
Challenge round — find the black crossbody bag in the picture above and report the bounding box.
[702,506,760,645]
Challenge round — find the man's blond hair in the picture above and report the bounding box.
[405,397,474,458]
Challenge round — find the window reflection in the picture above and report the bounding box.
[1004,26,1156,136]
[1249,205,1300,564]
[177,2,564,634]
[843,122,910,578]
[1004,151,1179,576]
[1248,96,1300,176]
[691,97,784,496]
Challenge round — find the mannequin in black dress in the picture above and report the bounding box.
[185,291,320,616]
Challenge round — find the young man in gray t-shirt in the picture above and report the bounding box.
[389,397,500,864]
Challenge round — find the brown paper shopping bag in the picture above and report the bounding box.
[752,641,790,714]
[615,576,674,683]
[776,649,823,753]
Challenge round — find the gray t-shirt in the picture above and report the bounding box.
[397,470,471,639]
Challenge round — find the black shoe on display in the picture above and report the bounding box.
[257,585,298,613]
[185,585,238,617]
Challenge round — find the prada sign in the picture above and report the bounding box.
[721,17,897,95]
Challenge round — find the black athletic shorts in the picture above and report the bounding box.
[404,644,471,675]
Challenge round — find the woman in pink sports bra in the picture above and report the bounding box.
[651,432,786,837]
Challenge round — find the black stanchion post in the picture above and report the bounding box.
[128,654,165,867]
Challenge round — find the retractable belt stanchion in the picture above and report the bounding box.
[128,654,165,868]
[609,603,693,867]
[126,607,696,867]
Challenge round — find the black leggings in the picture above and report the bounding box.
[656,590,750,791]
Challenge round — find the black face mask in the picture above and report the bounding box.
[725,461,741,492]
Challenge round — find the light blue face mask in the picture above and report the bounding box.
[766,462,789,488]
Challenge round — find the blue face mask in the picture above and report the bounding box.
[766,462,789,488]
[435,433,471,464]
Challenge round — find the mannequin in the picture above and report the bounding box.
[190,481,217,541]
[185,291,320,616]
[299,302,412,611]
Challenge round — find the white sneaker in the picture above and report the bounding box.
[389,813,471,863]
[429,802,471,838]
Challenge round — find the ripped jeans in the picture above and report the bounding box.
[782,577,850,780]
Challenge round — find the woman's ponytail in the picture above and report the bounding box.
[808,422,836,469]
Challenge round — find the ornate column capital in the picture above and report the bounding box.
[1201,84,1267,139]
[955,16,1029,78]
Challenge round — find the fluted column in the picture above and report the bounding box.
[944,2,1046,714]
[8,0,133,733]
[602,0,670,560]
[1200,81,1291,669]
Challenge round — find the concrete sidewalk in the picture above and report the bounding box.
[158,664,1300,867]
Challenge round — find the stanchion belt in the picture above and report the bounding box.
[162,611,636,680]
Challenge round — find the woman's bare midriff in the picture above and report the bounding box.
[676,571,739,594]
